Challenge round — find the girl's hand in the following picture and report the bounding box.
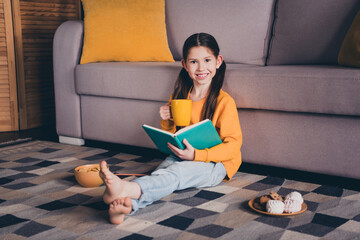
[160,102,171,120]
[167,139,195,161]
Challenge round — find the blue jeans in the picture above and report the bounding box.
[130,155,227,214]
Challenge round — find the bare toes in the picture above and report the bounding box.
[100,161,111,175]
[124,197,132,207]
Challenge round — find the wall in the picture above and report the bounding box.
[0,0,81,131]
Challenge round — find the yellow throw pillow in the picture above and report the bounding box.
[338,11,360,67]
[80,0,174,64]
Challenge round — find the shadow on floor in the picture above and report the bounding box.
[0,124,58,144]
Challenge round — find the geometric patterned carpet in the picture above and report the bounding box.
[1,140,360,240]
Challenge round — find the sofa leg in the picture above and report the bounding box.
[59,136,85,146]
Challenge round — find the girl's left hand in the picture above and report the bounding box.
[168,139,195,161]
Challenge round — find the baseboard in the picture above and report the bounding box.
[59,136,85,146]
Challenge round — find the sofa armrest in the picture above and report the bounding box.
[53,20,84,138]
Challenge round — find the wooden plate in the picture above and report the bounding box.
[248,197,307,216]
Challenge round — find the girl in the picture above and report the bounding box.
[100,33,242,224]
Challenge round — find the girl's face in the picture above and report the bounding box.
[182,46,223,87]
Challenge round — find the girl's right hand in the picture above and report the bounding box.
[159,102,171,120]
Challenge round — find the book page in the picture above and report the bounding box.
[142,124,175,137]
[175,119,210,136]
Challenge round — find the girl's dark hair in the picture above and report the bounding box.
[172,33,226,121]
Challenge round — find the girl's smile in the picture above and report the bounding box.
[195,73,210,80]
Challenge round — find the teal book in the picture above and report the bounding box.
[142,119,222,156]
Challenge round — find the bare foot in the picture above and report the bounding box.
[109,197,132,224]
[100,160,141,204]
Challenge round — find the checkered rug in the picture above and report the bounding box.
[1,140,360,240]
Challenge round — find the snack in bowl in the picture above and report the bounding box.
[74,164,103,188]
[259,195,271,205]
[266,200,285,214]
[269,191,284,201]
[253,201,265,211]
[249,190,306,216]
[285,191,303,204]
[283,199,302,213]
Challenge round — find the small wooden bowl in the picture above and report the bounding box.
[74,164,103,188]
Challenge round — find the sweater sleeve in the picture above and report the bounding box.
[194,96,242,163]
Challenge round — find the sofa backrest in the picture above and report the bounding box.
[165,0,276,65]
[267,0,360,65]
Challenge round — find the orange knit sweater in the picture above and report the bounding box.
[161,89,242,180]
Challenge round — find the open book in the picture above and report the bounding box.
[142,119,222,156]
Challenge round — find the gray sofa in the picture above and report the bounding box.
[53,0,360,179]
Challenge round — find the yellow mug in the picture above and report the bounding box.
[170,99,192,126]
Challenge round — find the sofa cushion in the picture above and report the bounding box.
[267,0,360,65]
[76,63,360,116]
[225,65,360,116]
[80,0,174,64]
[165,0,275,65]
[76,62,181,102]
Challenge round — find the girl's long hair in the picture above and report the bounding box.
[172,33,226,121]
